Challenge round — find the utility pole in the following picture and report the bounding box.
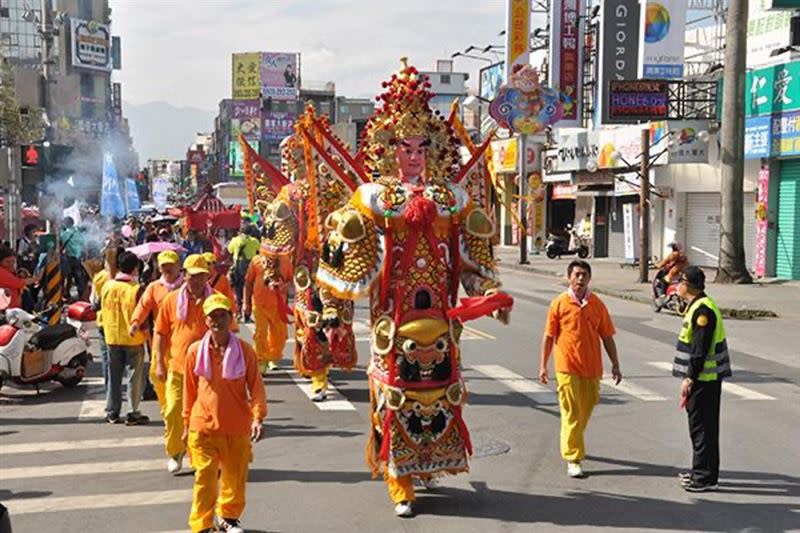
[639,128,650,283]
[716,0,753,284]
[518,134,529,264]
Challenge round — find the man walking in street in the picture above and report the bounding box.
[154,254,215,474]
[673,266,731,492]
[182,293,265,533]
[227,225,260,319]
[539,260,622,478]
[60,216,86,300]
[130,250,184,415]
[100,250,149,425]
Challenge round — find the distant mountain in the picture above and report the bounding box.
[123,101,216,163]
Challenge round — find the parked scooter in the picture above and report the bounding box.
[545,225,590,259]
[0,303,95,391]
[652,274,688,315]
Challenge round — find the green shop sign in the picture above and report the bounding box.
[745,60,800,118]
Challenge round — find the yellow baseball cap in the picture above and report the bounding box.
[203,293,232,315]
[157,250,179,266]
[183,254,210,275]
[202,252,217,265]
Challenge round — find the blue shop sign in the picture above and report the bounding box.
[744,116,772,159]
[771,109,800,157]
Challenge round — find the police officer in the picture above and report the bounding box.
[673,266,731,492]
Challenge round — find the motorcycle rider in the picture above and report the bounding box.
[654,242,688,301]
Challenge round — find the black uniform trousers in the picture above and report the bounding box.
[686,379,722,484]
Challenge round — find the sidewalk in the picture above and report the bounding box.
[496,246,800,320]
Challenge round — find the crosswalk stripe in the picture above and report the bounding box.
[1,458,165,481]
[4,488,194,515]
[602,378,667,401]
[286,371,357,411]
[647,362,776,400]
[471,364,559,405]
[1,436,164,455]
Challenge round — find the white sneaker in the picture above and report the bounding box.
[567,462,585,478]
[312,387,328,402]
[214,516,244,533]
[394,500,414,518]
[417,477,438,491]
[267,361,279,371]
[167,452,184,474]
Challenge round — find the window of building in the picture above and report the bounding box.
[339,104,349,114]
[440,74,451,85]
[78,0,93,20]
[1,8,11,18]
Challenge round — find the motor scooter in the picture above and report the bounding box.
[545,225,590,259]
[652,273,688,315]
[0,303,95,391]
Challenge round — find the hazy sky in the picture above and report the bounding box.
[110,0,515,111]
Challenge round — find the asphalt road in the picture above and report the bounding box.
[2,268,799,533]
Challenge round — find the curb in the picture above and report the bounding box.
[498,264,780,320]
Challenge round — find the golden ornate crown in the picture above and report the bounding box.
[362,58,460,180]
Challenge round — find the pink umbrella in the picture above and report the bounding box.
[126,241,187,261]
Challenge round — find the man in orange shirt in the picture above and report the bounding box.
[243,249,291,374]
[539,260,622,478]
[130,250,183,415]
[183,293,266,533]
[202,252,237,316]
[154,254,214,474]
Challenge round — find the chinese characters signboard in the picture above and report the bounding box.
[262,112,296,143]
[232,53,261,100]
[608,80,669,123]
[641,0,686,79]
[505,0,530,75]
[70,18,112,72]
[230,100,261,140]
[549,0,583,126]
[771,109,800,157]
[746,61,800,118]
[744,116,772,159]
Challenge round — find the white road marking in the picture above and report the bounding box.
[1,458,165,481]
[78,377,106,420]
[648,361,775,400]
[602,378,667,401]
[1,435,163,455]
[286,371,357,411]
[472,364,559,405]
[4,489,194,515]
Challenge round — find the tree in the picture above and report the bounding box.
[716,0,753,284]
[0,54,45,147]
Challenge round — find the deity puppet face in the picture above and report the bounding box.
[395,137,428,180]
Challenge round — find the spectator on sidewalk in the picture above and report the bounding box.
[183,293,265,533]
[539,260,622,478]
[100,250,149,425]
[60,217,86,300]
[0,246,37,310]
[673,266,731,492]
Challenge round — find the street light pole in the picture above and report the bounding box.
[518,134,528,264]
[639,127,650,283]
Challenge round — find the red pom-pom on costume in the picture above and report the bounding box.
[403,195,437,230]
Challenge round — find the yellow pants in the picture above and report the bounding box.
[384,471,415,504]
[310,368,328,392]
[188,431,252,533]
[253,309,287,363]
[556,372,600,462]
[149,361,166,417]
[164,371,186,458]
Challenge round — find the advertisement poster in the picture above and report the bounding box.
[229,140,258,177]
[744,116,772,159]
[642,0,687,79]
[480,62,505,102]
[262,112,296,143]
[100,153,125,218]
[232,53,261,100]
[261,52,299,101]
[151,177,171,211]
[598,0,641,124]
[608,80,669,123]
[70,18,112,72]
[230,100,261,140]
[771,109,800,157]
[747,0,793,67]
[549,0,583,126]
[754,168,770,278]
[668,120,710,164]
[505,0,531,74]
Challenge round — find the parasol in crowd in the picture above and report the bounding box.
[127,241,187,261]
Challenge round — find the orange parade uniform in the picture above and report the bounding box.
[244,255,291,364]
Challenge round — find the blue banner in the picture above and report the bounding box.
[744,116,772,159]
[100,152,126,218]
[771,110,800,157]
[126,177,141,212]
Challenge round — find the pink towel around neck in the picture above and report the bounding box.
[194,331,245,381]
[177,284,212,321]
[159,273,184,291]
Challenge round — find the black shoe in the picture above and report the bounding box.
[142,387,157,401]
[683,480,719,492]
[106,412,123,424]
[125,412,150,426]
[214,516,244,532]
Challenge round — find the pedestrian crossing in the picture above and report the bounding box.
[647,361,776,400]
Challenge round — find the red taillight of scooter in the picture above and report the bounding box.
[67,302,97,322]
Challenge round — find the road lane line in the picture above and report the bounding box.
[647,361,775,400]
[286,371,357,411]
[1,458,165,481]
[472,364,559,405]
[463,325,495,340]
[78,379,106,420]
[1,435,163,455]
[4,489,194,515]
[602,378,667,401]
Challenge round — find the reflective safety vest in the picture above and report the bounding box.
[673,296,732,381]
